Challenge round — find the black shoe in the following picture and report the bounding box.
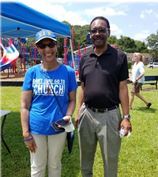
[147,103,152,108]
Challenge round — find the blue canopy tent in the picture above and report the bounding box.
[0,2,75,70]
[1,2,71,38]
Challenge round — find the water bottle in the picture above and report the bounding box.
[119,127,131,138]
[119,128,126,138]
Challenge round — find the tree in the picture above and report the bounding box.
[73,25,89,49]
[108,35,118,45]
[146,31,158,59]
[135,40,148,53]
[117,36,137,53]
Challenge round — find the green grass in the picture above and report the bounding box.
[144,66,158,76]
[1,67,158,177]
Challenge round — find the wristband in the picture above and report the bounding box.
[24,136,33,142]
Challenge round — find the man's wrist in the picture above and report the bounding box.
[123,114,131,120]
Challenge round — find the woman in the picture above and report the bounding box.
[20,29,77,177]
[129,52,151,109]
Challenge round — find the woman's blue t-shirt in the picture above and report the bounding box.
[22,64,77,135]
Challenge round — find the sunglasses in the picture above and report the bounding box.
[90,28,108,34]
[37,42,57,49]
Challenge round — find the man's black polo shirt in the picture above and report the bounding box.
[79,44,129,108]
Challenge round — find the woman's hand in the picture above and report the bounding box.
[63,115,72,122]
[24,134,37,153]
[56,115,72,128]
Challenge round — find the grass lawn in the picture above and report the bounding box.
[144,66,158,76]
[1,67,158,177]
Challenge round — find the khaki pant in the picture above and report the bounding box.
[78,104,122,177]
[30,132,66,177]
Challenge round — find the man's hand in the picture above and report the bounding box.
[120,119,132,136]
[75,114,80,128]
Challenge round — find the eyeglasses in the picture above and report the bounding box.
[37,42,57,49]
[90,28,108,34]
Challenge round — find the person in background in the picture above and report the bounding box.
[0,45,4,59]
[75,16,132,177]
[20,29,77,177]
[129,52,152,109]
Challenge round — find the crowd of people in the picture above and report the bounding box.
[20,16,152,177]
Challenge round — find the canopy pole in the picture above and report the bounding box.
[63,38,68,64]
[69,38,75,70]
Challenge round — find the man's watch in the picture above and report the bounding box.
[123,114,131,120]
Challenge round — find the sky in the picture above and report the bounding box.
[2,0,158,42]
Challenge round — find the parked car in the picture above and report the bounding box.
[147,62,158,68]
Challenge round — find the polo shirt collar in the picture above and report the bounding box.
[90,44,113,57]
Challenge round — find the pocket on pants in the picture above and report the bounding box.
[78,104,86,131]
[108,108,122,133]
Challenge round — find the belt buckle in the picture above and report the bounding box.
[98,108,105,113]
[91,107,96,112]
[92,107,100,113]
[94,108,98,112]
[89,106,111,113]
[105,108,108,112]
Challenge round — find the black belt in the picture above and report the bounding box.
[87,105,118,113]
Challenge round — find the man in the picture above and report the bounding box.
[75,16,132,177]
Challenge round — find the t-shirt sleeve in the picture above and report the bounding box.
[139,63,145,74]
[22,69,33,91]
[119,53,129,81]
